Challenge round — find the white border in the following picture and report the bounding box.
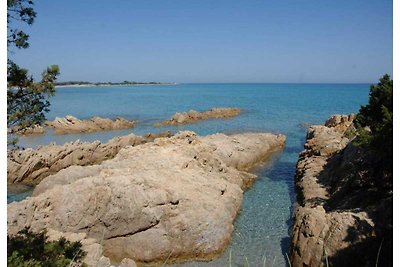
[392,0,398,265]
[2,1,396,266]
[0,1,7,266]
[1,0,7,266]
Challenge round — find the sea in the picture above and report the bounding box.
[8,83,370,266]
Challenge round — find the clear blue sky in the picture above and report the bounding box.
[8,0,393,83]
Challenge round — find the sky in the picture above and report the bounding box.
[7,0,393,83]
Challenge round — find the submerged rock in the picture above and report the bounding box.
[47,115,136,134]
[155,107,241,126]
[7,131,172,184]
[8,131,285,266]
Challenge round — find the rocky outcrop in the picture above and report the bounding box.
[7,131,172,185]
[155,108,241,126]
[290,114,392,267]
[120,258,138,267]
[45,229,111,267]
[8,124,45,135]
[7,115,136,136]
[47,115,136,134]
[8,131,285,266]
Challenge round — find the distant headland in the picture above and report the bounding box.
[55,81,176,87]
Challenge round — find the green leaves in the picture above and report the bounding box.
[8,228,87,267]
[353,74,393,187]
[358,75,392,122]
[354,74,393,152]
[7,0,37,49]
[7,0,60,142]
[7,60,60,130]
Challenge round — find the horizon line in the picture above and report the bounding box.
[56,81,375,85]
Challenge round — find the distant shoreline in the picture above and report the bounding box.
[55,82,177,88]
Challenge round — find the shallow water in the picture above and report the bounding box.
[9,83,369,266]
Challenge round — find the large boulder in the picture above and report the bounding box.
[8,131,285,266]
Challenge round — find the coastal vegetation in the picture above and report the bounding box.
[7,0,59,142]
[8,228,87,267]
[354,74,393,189]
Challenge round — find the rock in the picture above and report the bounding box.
[44,229,110,267]
[7,131,172,184]
[304,126,349,157]
[97,256,111,267]
[46,115,136,134]
[120,258,137,267]
[8,131,285,265]
[300,114,356,157]
[82,240,109,267]
[172,113,187,123]
[324,114,356,133]
[203,133,286,171]
[290,114,382,267]
[8,124,45,135]
[155,108,241,126]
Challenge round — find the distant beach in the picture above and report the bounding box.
[55,82,177,88]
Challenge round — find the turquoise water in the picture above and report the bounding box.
[11,83,369,266]
[7,187,34,203]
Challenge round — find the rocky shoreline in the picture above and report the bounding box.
[290,115,392,267]
[8,131,286,266]
[47,115,136,134]
[8,115,136,136]
[7,124,45,135]
[9,108,240,136]
[155,108,241,126]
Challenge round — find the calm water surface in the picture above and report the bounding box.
[10,83,369,266]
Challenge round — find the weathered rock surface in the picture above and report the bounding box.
[46,229,110,267]
[155,108,241,126]
[290,114,391,266]
[47,115,136,134]
[8,131,285,266]
[7,131,172,185]
[8,124,45,135]
[120,258,137,267]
